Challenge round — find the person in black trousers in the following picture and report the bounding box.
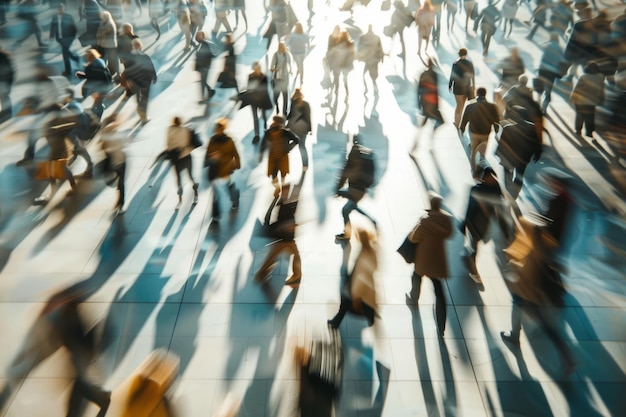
[50,3,79,77]
[195,31,215,103]
[0,46,13,124]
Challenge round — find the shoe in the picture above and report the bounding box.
[208,88,216,99]
[95,391,111,417]
[335,233,350,240]
[284,275,301,286]
[141,117,151,125]
[500,331,520,347]
[208,219,219,230]
[231,204,239,211]
[469,272,482,284]
[252,135,260,144]
[16,158,33,167]
[575,131,582,136]
[405,292,418,306]
[32,197,49,206]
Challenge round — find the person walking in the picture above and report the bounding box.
[460,87,500,173]
[335,136,377,240]
[288,22,309,86]
[216,34,239,93]
[405,192,453,337]
[357,24,384,95]
[0,45,13,124]
[328,228,379,328]
[242,61,272,144]
[415,0,435,56]
[75,48,112,119]
[100,114,128,213]
[195,31,215,103]
[287,88,312,170]
[418,58,444,130]
[328,30,355,102]
[259,115,299,196]
[122,39,157,124]
[526,0,550,41]
[117,23,139,69]
[166,116,199,210]
[50,3,79,77]
[445,0,458,32]
[459,166,506,284]
[96,11,119,79]
[205,118,240,229]
[270,41,292,115]
[449,48,475,128]
[570,61,605,138]
[13,0,47,49]
[473,0,500,55]
[500,0,519,38]
[536,33,566,113]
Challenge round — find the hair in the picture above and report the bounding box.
[294,22,303,34]
[458,48,468,57]
[85,48,101,61]
[215,117,228,129]
[172,116,182,126]
[195,31,205,41]
[476,87,487,97]
[122,23,135,35]
[518,75,528,86]
[291,88,303,100]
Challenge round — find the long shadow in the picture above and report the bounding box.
[409,308,441,417]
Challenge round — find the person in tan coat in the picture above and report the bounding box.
[405,192,453,336]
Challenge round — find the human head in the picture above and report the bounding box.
[215,117,228,133]
[476,87,487,98]
[459,48,468,58]
[100,11,112,23]
[172,116,182,126]
[278,42,287,54]
[122,23,135,36]
[291,88,303,102]
[57,3,65,15]
[85,48,101,62]
[272,115,286,126]
[294,22,303,34]
[196,30,206,42]
[518,75,528,86]
[482,166,497,183]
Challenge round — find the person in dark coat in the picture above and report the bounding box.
[217,34,239,93]
[405,192,453,336]
[460,87,500,174]
[14,0,47,48]
[205,118,240,230]
[263,0,289,50]
[335,136,377,240]
[122,39,157,124]
[259,115,299,196]
[0,46,13,124]
[357,24,384,94]
[459,166,506,284]
[496,105,543,198]
[117,23,139,68]
[536,33,567,113]
[243,61,272,144]
[81,0,102,46]
[418,58,444,130]
[473,0,500,56]
[49,3,79,77]
[497,47,525,91]
[286,88,312,170]
[449,48,475,127]
[0,0,9,25]
[76,48,112,119]
[195,31,215,103]
[166,116,198,210]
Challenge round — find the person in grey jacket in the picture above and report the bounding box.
[405,192,453,336]
[96,11,118,77]
[570,62,605,138]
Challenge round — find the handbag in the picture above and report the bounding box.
[189,129,202,149]
[34,159,69,180]
[397,236,417,264]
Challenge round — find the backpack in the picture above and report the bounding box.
[358,146,376,188]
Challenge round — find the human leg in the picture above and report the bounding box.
[299,134,308,168]
[432,278,447,335]
[574,106,584,134]
[406,272,422,302]
[454,94,466,126]
[501,294,523,345]
[328,295,350,328]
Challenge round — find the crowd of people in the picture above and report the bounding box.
[0,0,625,415]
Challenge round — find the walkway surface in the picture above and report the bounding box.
[1,1,625,416]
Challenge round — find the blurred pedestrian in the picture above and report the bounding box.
[460,87,500,173]
[526,0,549,41]
[0,45,13,124]
[328,30,355,101]
[473,0,500,55]
[430,0,444,44]
[232,0,248,31]
[213,0,233,34]
[415,0,435,56]
[60,89,94,177]
[550,0,574,39]
[177,0,194,50]
[195,31,215,103]
[122,39,157,124]
[287,88,312,170]
[445,0,458,32]
[459,166,506,284]
[335,135,377,240]
[288,22,309,86]
[497,47,525,91]
[76,48,112,119]
[405,192,453,337]
[242,61,272,144]
[270,41,292,115]
[259,115,299,195]
[449,48,475,127]
[96,11,119,78]
[189,0,208,39]
[570,62,604,137]
[463,0,477,33]
[166,116,199,210]
[217,34,239,93]
[81,0,102,44]
[328,228,379,328]
[501,225,576,376]
[117,23,139,69]
[500,0,518,38]
[263,0,289,50]
[14,0,47,48]
[205,118,240,229]
[0,0,8,26]
[384,0,414,57]
[100,114,128,212]
[357,24,384,95]
[50,3,79,77]
[535,33,567,113]
[418,58,444,130]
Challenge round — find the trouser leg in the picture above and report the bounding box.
[409,272,422,300]
[432,278,447,334]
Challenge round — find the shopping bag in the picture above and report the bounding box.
[34,159,69,181]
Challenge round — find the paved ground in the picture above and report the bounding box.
[0,1,625,416]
